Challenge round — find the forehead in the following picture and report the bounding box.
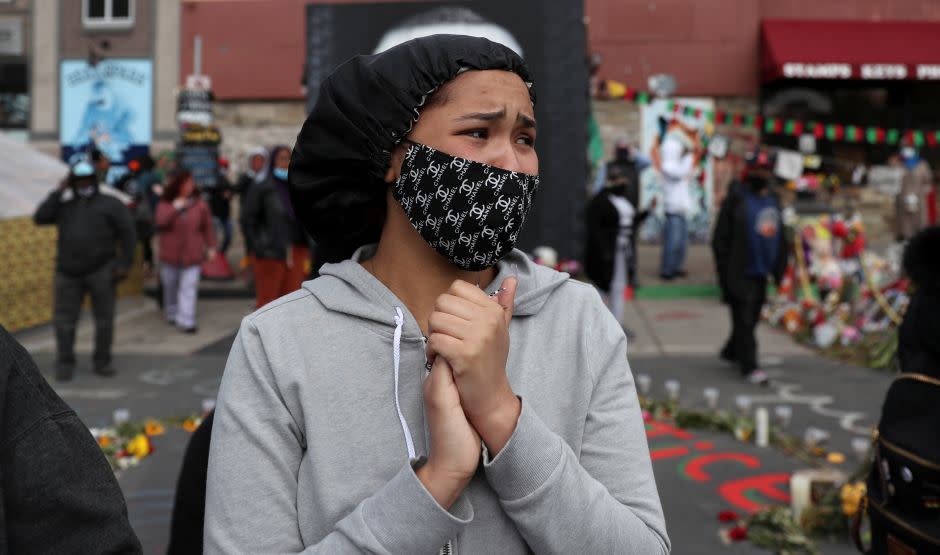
[438,70,533,114]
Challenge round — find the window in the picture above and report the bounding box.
[0,61,28,129]
[82,0,134,30]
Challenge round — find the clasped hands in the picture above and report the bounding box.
[417,277,521,509]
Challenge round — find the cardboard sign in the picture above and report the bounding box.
[774,150,804,181]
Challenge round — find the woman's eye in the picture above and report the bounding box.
[516,134,535,147]
[461,129,488,140]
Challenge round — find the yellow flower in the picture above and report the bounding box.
[126,433,152,458]
[182,417,201,433]
[841,482,867,517]
[144,420,165,436]
[827,452,846,464]
[97,435,112,448]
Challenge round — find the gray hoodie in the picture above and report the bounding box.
[205,246,669,554]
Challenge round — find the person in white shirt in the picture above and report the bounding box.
[652,122,702,280]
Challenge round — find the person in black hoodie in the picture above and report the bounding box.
[244,145,310,308]
[711,148,787,385]
[897,225,940,376]
[33,160,136,381]
[0,325,142,553]
[585,163,652,338]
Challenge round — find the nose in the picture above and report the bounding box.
[487,139,527,173]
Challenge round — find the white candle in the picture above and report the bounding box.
[113,408,130,425]
[703,387,719,410]
[636,374,652,395]
[664,379,680,402]
[755,407,770,447]
[774,405,793,428]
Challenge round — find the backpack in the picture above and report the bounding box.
[857,373,940,554]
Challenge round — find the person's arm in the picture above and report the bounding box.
[33,183,67,225]
[154,200,181,231]
[111,201,137,275]
[480,289,670,554]
[204,318,473,553]
[243,186,264,254]
[265,188,290,258]
[711,188,735,268]
[1,329,142,553]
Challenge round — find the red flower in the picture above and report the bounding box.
[729,526,748,541]
[717,510,739,523]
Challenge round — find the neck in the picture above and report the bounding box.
[365,192,497,336]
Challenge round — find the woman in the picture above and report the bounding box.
[155,169,216,333]
[206,35,669,554]
[244,145,311,308]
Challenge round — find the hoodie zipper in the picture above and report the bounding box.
[439,540,454,555]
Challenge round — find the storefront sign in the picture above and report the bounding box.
[781,62,940,81]
[177,88,213,126]
[177,125,221,189]
[59,59,153,183]
[782,63,851,79]
[916,65,940,80]
[860,64,907,80]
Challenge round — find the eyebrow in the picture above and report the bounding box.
[456,109,537,130]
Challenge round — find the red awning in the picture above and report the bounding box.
[761,20,940,83]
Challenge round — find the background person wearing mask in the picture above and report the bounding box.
[592,138,651,287]
[711,148,787,385]
[244,145,310,308]
[585,163,654,339]
[895,139,933,242]
[33,160,136,381]
[155,169,217,333]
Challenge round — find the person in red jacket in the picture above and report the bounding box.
[155,169,217,333]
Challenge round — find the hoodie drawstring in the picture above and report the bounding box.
[392,307,417,460]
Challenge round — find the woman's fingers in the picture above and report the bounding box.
[426,332,462,365]
[448,280,496,308]
[428,311,470,340]
[433,294,479,321]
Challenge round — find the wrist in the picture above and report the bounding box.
[469,391,521,456]
[416,461,471,510]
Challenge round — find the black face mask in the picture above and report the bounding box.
[746,174,772,192]
[392,142,539,272]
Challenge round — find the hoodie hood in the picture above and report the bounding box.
[246,146,269,182]
[308,247,569,340]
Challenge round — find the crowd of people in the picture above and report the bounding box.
[2,29,937,554]
[31,143,315,381]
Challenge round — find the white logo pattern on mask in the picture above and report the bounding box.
[391,142,539,271]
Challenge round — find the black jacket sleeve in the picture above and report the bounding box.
[109,200,137,272]
[711,188,737,297]
[0,326,142,554]
[33,191,63,225]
